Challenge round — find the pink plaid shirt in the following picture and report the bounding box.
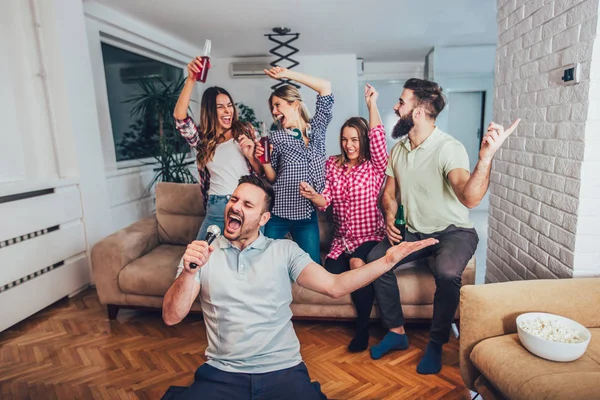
[320,125,388,260]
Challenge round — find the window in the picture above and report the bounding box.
[101,43,188,162]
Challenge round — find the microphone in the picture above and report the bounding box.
[190,225,221,269]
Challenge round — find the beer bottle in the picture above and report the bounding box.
[394,205,406,244]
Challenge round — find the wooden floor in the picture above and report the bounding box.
[0,289,472,400]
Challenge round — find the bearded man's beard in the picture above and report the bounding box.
[392,111,415,139]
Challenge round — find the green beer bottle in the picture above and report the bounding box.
[394,205,406,244]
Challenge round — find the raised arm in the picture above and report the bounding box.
[162,241,212,325]
[365,84,382,128]
[449,119,521,209]
[264,66,331,96]
[364,84,388,174]
[174,58,203,120]
[296,239,438,298]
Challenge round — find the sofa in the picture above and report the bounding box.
[91,182,475,320]
[459,278,600,400]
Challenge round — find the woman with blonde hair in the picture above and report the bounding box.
[174,57,263,239]
[259,66,334,262]
[300,84,388,351]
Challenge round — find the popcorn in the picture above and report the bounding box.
[518,317,584,344]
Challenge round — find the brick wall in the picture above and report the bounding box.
[487,0,600,282]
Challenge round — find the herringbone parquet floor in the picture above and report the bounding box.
[0,289,472,400]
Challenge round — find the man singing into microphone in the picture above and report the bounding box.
[162,175,437,400]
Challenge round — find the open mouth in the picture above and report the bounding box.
[276,114,286,127]
[221,115,232,126]
[226,212,243,232]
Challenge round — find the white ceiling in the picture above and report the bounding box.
[93,0,497,62]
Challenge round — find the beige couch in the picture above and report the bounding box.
[92,182,475,320]
[459,278,600,400]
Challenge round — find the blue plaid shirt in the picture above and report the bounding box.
[271,93,334,220]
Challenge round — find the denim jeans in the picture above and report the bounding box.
[197,195,230,240]
[265,212,321,263]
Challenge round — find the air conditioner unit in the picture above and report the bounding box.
[229,61,272,78]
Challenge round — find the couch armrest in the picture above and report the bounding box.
[91,215,160,305]
[459,278,600,390]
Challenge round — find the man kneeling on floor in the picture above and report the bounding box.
[163,175,437,400]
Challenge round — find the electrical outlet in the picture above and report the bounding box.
[561,63,581,85]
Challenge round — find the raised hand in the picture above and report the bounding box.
[186,57,205,82]
[264,66,291,80]
[299,182,318,201]
[237,135,256,160]
[480,119,521,163]
[364,84,379,109]
[182,240,214,272]
[384,238,439,267]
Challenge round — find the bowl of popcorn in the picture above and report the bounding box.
[516,312,591,362]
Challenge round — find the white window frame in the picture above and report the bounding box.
[84,7,202,173]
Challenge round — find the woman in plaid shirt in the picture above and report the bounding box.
[258,66,334,263]
[300,84,388,352]
[174,57,263,240]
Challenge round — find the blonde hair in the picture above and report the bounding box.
[268,85,311,125]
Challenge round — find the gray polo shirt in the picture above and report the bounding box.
[176,233,313,373]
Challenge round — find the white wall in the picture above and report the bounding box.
[574,15,600,277]
[0,0,110,330]
[489,0,600,282]
[432,46,496,141]
[206,55,359,155]
[84,1,203,231]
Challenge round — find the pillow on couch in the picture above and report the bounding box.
[156,182,205,245]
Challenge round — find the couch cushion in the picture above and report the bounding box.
[119,244,185,296]
[292,256,475,305]
[471,329,600,400]
[156,182,205,245]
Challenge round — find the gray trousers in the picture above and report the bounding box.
[367,225,478,344]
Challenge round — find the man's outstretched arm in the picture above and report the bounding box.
[295,239,438,299]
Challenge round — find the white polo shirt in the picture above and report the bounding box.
[176,233,313,373]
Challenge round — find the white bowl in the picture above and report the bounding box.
[516,312,591,362]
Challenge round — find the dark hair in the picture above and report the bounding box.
[403,78,446,119]
[196,86,253,169]
[238,175,275,212]
[336,117,370,167]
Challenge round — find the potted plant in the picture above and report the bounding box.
[119,76,197,191]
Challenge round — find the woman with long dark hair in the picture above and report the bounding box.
[258,66,334,263]
[300,84,388,352]
[174,57,262,239]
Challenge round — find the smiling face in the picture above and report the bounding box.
[270,95,299,129]
[341,126,361,162]
[223,183,270,242]
[215,93,234,131]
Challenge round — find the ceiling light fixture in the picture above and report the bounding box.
[265,27,300,90]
